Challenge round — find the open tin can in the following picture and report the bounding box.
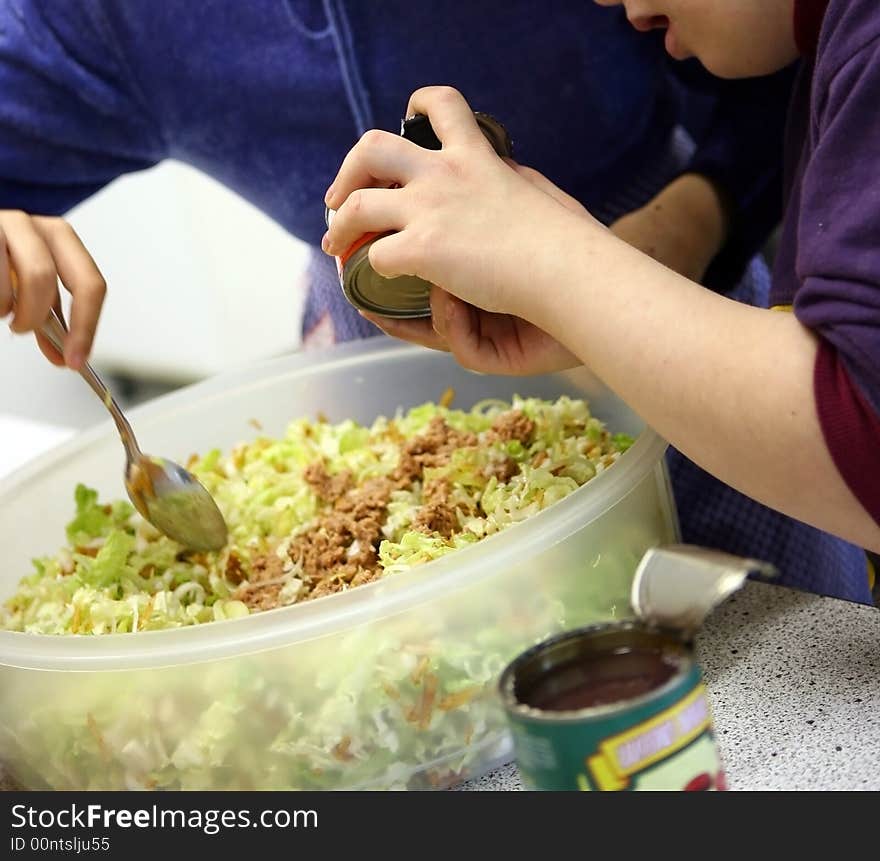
[325,112,512,318]
[499,545,775,791]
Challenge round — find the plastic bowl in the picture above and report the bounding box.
[0,339,678,789]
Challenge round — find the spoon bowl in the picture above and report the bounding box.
[125,455,229,552]
[38,305,228,552]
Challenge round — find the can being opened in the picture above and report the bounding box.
[499,545,776,791]
[325,111,512,319]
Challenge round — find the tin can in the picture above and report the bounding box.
[325,112,512,319]
[498,545,776,791]
[499,622,724,791]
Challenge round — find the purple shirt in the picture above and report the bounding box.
[772,0,880,525]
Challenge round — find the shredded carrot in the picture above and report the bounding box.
[139,598,154,628]
[86,714,111,764]
[410,655,430,686]
[332,736,354,761]
[381,680,401,701]
[438,687,479,711]
[415,674,438,730]
[439,387,455,409]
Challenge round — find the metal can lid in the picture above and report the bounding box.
[630,544,777,636]
[473,111,513,158]
[400,111,513,158]
[342,245,432,318]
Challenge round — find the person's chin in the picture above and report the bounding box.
[697,52,760,80]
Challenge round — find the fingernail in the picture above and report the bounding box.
[321,232,331,254]
[67,350,83,371]
[324,186,334,205]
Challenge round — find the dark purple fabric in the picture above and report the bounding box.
[794,0,831,56]
[772,0,880,525]
[815,340,880,527]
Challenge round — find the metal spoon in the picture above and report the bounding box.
[38,306,229,552]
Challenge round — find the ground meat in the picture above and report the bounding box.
[234,554,287,610]
[303,461,353,504]
[392,417,477,486]
[225,551,245,585]
[289,524,349,584]
[350,568,382,588]
[287,475,393,600]
[250,554,286,583]
[484,456,518,483]
[489,410,535,445]
[238,583,283,611]
[334,477,392,516]
[242,417,481,610]
[413,502,458,538]
[308,576,347,600]
[422,477,451,506]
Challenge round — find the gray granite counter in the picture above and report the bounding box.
[3,580,878,792]
[459,580,880,790]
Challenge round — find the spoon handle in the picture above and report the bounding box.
[39,308,142,462]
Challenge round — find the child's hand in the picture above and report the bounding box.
[323,86,602,327]
[357,156,588,374]
[0,210,106,370]
[360,286,581,376]
[609,173,730,283]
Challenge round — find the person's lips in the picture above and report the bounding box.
[628,14,670,33]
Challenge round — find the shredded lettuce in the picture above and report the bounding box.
[2,395,632,637]
[0,395,651,790]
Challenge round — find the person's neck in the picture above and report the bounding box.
[794,0,830,56]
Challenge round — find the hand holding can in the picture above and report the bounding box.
[324,110,512,319]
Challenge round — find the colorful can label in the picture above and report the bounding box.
[499,622,726,791]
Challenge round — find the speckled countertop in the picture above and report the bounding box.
[458,580,880,791]
[3,580,878,792]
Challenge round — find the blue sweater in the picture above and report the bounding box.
[0,0,788,285]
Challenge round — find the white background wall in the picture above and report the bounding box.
[1,161,310,428]
[68,160,310,381]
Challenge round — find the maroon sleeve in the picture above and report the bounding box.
[814,339,880,526]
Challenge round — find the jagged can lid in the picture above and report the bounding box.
[630,544,777,636]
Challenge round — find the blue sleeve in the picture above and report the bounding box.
[670,59,796,293]
[0,0,166,215]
